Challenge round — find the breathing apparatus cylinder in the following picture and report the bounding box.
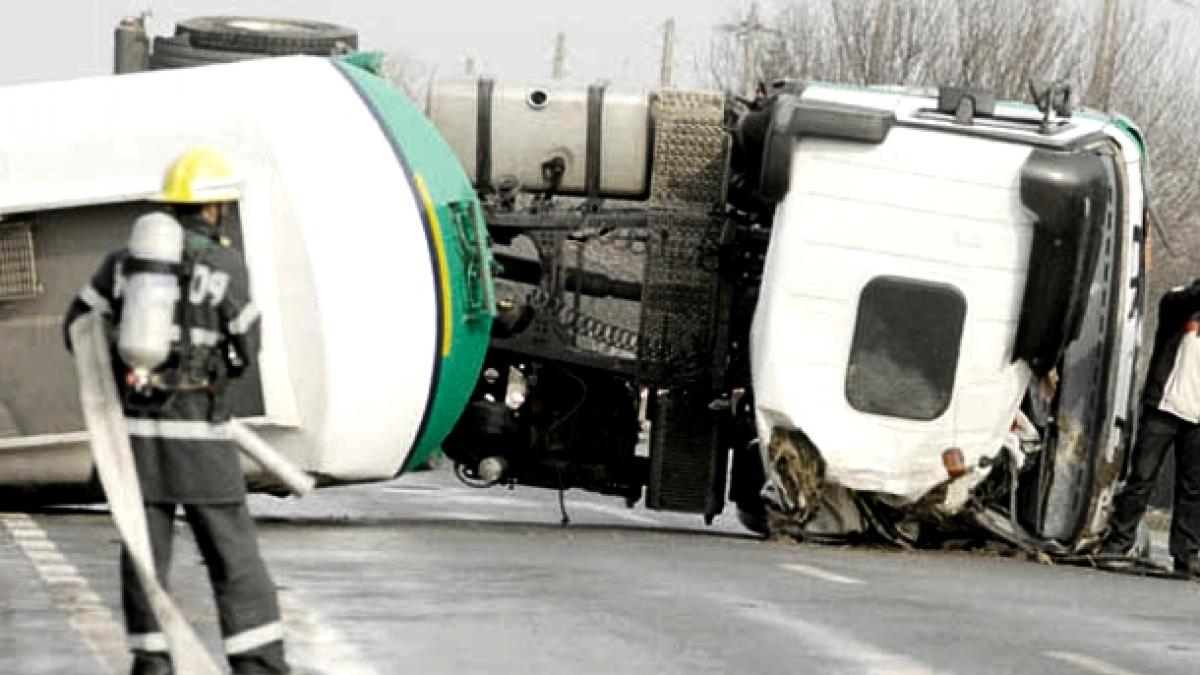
[117,212,184,391]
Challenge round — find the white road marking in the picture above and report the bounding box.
[39,563,86,577]
[277,587,381,675]
[781,562,866,585]
[708,591,939,675]
[25,548,68,564]
[1043,651,1143,675]
[2,512,383,675]
[17,538,62,551]
[0,512,126,674]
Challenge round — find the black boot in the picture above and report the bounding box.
[229,647,290,674]
[129,651,172,675]
[1174,555,1200,578]
[1098,539,1131,556]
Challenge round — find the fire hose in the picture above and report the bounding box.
[70,313,312,673]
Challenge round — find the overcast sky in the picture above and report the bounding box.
[4,1,1195,89]
[0,0,750,87]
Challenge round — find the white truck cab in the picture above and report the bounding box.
[749,83,1147,549]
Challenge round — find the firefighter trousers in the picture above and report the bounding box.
[1107,406,1200,562]
[121,501,288,674]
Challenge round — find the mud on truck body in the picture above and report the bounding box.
[433,79,1151,554]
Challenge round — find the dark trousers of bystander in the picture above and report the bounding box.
[1106,406,1200,564]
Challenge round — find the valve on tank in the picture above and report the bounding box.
[117,212,184,394]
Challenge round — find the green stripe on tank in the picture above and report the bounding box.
[334,60,495,474]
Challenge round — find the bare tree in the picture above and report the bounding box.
[384,50,434,105]
[703,0,1200,263]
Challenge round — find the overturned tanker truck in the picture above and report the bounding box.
[433,79,1151,554]
[0,55,494,501]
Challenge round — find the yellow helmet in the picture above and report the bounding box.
[156,147,241,203]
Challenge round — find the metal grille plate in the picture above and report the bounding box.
[649,90,729,207]
[0,223,39,301]
[641,88,731,515]
[640,88,729,386]
[638,211,723,385]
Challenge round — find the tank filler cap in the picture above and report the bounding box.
[526,88,551,110]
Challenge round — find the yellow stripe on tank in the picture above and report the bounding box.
[413,173,453,357]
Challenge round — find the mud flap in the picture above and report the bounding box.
[69,313,223,675]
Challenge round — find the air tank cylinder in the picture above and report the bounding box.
[117,212,184,388]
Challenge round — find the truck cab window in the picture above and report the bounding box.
[845,276,966,421]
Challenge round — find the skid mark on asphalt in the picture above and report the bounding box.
[1043,651,1143,675]
[781,562,865,585]
[429,510,507,522]
[706,590,940,675]
[572,501,660,525]
[278,586,381,675]
[431,493,545,509]
[408,490,661,525]
[0,512,126,674]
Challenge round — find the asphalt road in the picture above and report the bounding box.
[1,464,1197,675]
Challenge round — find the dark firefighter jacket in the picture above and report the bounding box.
[1143,279,1200,420]
[63,214,262,503]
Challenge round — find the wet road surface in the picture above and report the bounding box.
[2,464,1197,674]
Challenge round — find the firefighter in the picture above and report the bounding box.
[1102,281,1200,579]
[63,147,290,674]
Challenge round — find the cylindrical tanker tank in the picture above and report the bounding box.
[0,56,494,490]
[427,78,653,199]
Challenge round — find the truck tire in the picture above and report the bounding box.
[730,439,769,536]
[737,505,769,537]
[177,17,357,56]
[149,36,264,69]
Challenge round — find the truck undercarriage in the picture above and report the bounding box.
[438,79,1151,560]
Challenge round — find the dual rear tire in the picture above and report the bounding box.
[149,17,358,70]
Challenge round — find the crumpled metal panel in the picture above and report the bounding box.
[1035,152,1126,547]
